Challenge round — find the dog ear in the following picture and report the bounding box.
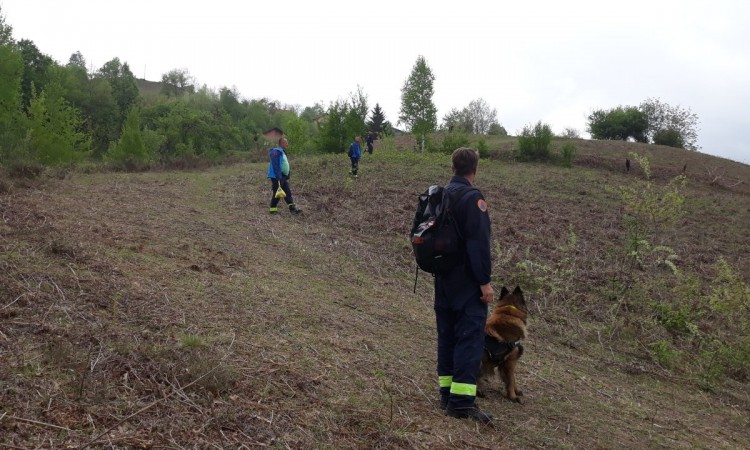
[513,286,523,295]
[500,286,509,298]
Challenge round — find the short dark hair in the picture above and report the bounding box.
[452,147,479,176]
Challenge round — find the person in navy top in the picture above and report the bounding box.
[434,147,494,424]
[348,136,363,177]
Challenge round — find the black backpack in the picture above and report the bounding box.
[410,185,476,284]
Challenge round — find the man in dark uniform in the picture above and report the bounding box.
[436,147,494,423]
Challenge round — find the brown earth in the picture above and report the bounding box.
[1,139,749,448]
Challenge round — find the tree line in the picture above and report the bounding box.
[1,7,700,175]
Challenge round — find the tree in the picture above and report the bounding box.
[0,5,14,45]
[161,68,195,98]
[17,39,54,110]
[517,121,553,161]
[587,106,648,142]
[0,38,23,164]
[97,58,139,117]
[107,106,149,169]
[442,107,472,133]
[465,98,498,134]
[488,123,508,136]
[399,55,437,151]
[25,82,90,166]
[367,103,387,133]
[639,97,700,151]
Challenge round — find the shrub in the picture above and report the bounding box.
[516,121,552,161]
[476,137,489,159]
[653,128,684,148]
[560,142,576,167]
[441,130,470,154]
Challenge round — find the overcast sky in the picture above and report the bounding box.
[3,0,750,163]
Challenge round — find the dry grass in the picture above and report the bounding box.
[1,139,749,448]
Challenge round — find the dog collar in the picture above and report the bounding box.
[497,305,519,312]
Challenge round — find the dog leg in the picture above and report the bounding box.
[476,356,492,398]
[502,358,522,403]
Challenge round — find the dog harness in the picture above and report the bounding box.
[484,334,524,363]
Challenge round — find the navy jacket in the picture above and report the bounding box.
[434,176,492,312]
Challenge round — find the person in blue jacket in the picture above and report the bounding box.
[435,147,494,423]
[267,137,302,215]
[348,136,362,177]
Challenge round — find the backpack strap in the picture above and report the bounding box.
[442,186,479,241]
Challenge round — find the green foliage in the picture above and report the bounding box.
[649,340,681,368]
[516,121,553,161]
[560,142,576,167]
[17,39,54,110]
[587,106,648,142]
[316,88,368,153]
[283,114,312,154]
[640,97,700,151]
[618,153,687,244]
[440,130,470,154]
[23,83,90,166]
[367,103,387,133]
[106,107,150,170]
[0,5,14,45]
[488,123,508,136]
[399,55,437,150]
[653,128,684,148]
[476,137,489,159]
[161,68,195,98]
[0,41,24,166]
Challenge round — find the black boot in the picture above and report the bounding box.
[445,405,493,424]
[289,204,303,215]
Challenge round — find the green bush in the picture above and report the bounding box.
[516,121,552,161]
[653,128,684,148]
[560,142,576,167]
[476,137,489,159]
[441,131,470,154]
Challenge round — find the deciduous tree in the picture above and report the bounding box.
[639,97,700,151]
[399,55,437,151]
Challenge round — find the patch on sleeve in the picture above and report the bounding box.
[477,199,488,212]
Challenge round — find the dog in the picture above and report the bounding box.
[477,286,528,403]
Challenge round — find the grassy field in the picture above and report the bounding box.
[1,138,749,448]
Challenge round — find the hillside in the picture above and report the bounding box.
[1,140,749,448]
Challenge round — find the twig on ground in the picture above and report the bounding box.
[77,332,236,449]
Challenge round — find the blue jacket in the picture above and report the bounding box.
[348,141,362,159]
[267,147,290,180]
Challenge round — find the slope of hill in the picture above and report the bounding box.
[1,141,748,448]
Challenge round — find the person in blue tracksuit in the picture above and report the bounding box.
[435,147,494,423]
[348,136,362,177]
[267,137,302,215]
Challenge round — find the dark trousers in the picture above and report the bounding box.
[367,143,373,154]
[435,300,486,408]
[350,157,359,175]
[270,178,294,208]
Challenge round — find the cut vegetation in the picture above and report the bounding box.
[1,139,749,448]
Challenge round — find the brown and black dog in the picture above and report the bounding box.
[477,286,528,403]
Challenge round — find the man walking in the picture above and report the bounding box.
[348,136,362,177]
[435,147,494,423]
[267,137,302,215]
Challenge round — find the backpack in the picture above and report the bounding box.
[410,185,476,279]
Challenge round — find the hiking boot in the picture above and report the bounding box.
[445,405,493,424]
[289,205,303,215]
[439,397,449,410]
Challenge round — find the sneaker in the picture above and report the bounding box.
[445,405,493,424]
